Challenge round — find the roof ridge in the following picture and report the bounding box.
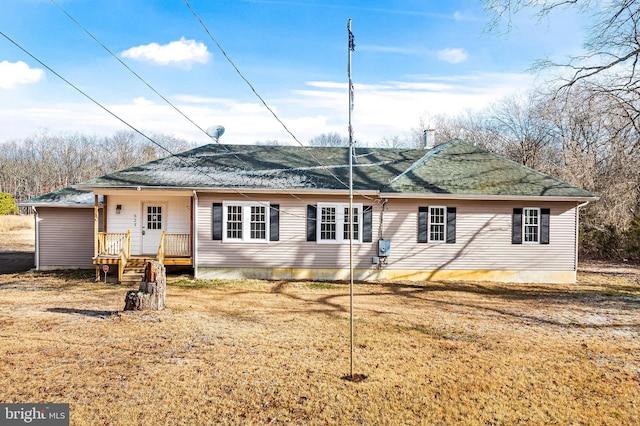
[386,139,453,185]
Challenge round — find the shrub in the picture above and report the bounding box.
[0,192,19,215]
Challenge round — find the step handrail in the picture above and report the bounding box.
[156,230,166,264]
[118,230,131,283]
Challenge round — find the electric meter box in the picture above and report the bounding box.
[378,239,390,257]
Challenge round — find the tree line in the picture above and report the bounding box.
[0,130,193,203]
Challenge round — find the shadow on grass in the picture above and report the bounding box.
[372,281,640,329]
[47,307,118,319]
[267,279,640,330]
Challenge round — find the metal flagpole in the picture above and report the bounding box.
[347,18,355,379]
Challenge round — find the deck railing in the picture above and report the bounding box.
[97,232,128,256]
[165,233,191,256]
[95,231,131,282]
[157,232,191,264]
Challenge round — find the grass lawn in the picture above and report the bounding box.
[0,215,34,252]
[0,268,638,425]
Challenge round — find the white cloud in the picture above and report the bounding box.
[121,37,210,68]
[133,97,155,107]
[437,48,468,64]
[0,61,44,89]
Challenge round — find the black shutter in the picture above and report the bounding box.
[418,206,428,243]
[512,208,522,244]
[446,207,456,244]
[270,204,280,241]
[212,203,223,240]
[306,205,317,241]
[363,205,373,243]
[540,208,550,244]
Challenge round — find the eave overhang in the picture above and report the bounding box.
[18,203,100,209]
[77,185,379,197]
[379,192,599,203]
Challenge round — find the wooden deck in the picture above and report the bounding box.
[93,231,192,282]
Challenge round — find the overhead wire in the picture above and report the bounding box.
[182,0,367,197]
[49,0,343,206]
[46,1,313,207]
[3,1,379,225]
[0,30,268,207]
[47,0,266,176]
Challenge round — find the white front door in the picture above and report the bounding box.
[142,204,165,254]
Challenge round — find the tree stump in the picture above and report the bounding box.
[124,260,166,311]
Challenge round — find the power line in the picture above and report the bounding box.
[0,30,274,207]
[53,0,366,200]
[2,5,375,213]
[48,0,266,177]
[50,0,212,139]
[49,0,361,207]
[183,0,359,194]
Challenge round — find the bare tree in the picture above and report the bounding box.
[375,135,411,149]
[308,132,348,147]
[0,130,193,203]
[484,0,640,128]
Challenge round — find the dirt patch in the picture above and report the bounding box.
[0,251,34,274]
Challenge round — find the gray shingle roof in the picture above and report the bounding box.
[20,186,99,207]
[80,144,424,191]
[383,139,596,198]
[76,139,595,199]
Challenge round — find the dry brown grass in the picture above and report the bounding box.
[0,215,34,251]
[0,268,638,425]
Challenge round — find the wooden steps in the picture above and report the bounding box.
[120,256,154,286]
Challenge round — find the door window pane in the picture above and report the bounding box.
[147,206,162,230]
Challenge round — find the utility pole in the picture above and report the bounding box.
[347,18,355,380]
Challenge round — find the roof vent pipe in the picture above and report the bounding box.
[423,129,435,150]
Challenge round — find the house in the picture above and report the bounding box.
[23,139,597,284]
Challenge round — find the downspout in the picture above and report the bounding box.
[32,206,39,270]
[192,190,198,279]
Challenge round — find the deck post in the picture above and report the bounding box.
[94,195,100,281]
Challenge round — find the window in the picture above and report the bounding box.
[418,206,456,244]
[523,208,539,243]
[512,208,550,245]
[320,206,336,240]
[343,206,359,241]
[226,205,243,239]
[317,202,362,244]
[428,206,446,242]
[250,205,266,239]
[212,202,271,242]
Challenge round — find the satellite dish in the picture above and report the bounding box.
[206,125,225,140]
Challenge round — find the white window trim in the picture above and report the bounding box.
[317,202,363,244]
[428,205,447,243]
[523,207,540,244]
[222,201,270,243]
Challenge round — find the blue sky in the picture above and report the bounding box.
[0,0,585,146]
